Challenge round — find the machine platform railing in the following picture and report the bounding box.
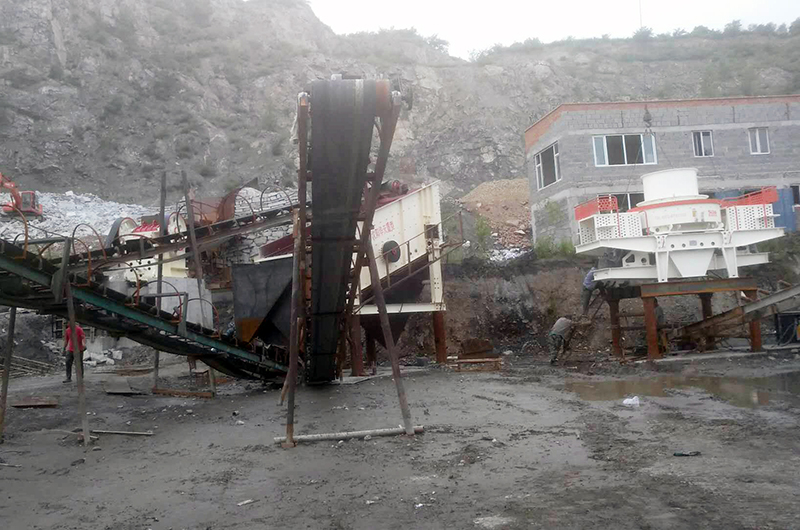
[719,186,778,208]
[574,195,619,221]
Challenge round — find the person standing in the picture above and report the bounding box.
[548,316,574,364]
[581,266,598,316]
[62,323,86,383]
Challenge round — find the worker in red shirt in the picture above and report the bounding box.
[62,323,86,383]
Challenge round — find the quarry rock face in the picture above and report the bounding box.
[0,0,797,208]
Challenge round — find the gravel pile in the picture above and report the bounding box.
[0,190,156,245]
[459,179,532,250]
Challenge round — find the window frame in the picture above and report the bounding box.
[592,134,657,167]
[597,192,645,212]
[692,131,714,157]
[534,142,561,190]
[748,127,770,155]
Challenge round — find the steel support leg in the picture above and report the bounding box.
[643,297,661,360]
[0,307,16,442]
[366,242,414,436]
[350,315,364,376]
[608,299,622,357]
[153,171,167,391]
[432,311,447,364]
[699,293,715,351]
[745,290,763,351]
[284,213,304,448]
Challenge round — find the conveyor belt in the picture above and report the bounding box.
[306,79,379,382]
[66,192,299,272]
[676,283,800,340]
[0,241,288,379]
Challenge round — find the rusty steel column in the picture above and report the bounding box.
[366,242,414,435]
[0,307,16,442]
[182,170,216,394]
[608,299,622,357]
[699,293,715,351]
[745,290,763,351]
[432,311,447,365]
[365,332,377,376]
[642,297,661,360]
[153,171,167,390]
[284,213,303,448]
[350,315,364,376]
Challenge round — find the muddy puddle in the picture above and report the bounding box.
[565,371,800,408]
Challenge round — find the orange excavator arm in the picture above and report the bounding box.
[0,172,42,216]
[0,172,24,210]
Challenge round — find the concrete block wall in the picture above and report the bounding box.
[526,98,800,241]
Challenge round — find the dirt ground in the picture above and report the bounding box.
[2,348,800,530]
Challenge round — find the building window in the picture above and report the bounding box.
[748,127,769,154]
[593,134,656,166]
[598,192,645,212]
[535,142,560,190]
[692,131,714,157]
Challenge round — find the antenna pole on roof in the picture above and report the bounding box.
[639,0,643,29]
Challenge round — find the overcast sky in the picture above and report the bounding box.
[308,0,798,59]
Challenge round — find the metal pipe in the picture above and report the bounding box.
[274,425,424,444]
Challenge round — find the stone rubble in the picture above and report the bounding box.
[459,179,532,250]
[488,248,527,262]
[0,190,156,245]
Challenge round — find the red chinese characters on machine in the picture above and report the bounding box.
[371,220,395,240]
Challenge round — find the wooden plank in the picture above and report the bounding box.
[10,396,58,408]
[11,356,53,368]
[110,367,153,376]
[152,388,214,399]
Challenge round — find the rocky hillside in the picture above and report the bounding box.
[1,0,799,204]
